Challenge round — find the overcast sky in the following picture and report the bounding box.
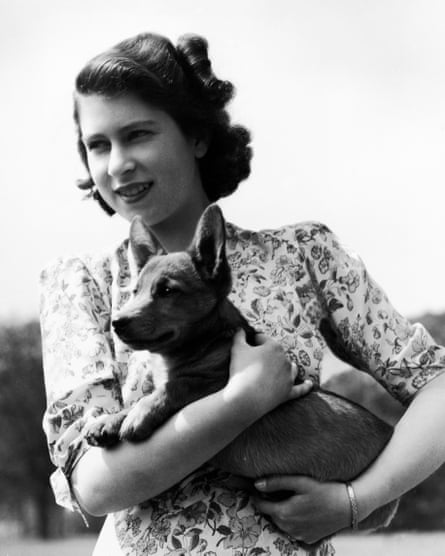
[1,0,445,322]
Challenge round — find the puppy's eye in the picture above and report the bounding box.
[157,284,173,297]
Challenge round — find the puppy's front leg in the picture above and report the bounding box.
[119,385,174,442]
[84,409,130,447]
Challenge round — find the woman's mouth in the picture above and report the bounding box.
[115,182,153,203]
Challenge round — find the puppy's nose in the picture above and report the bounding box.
[112,316,131,333]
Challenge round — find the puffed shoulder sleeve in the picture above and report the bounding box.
[40,257,122,513]
[297,223,445,405]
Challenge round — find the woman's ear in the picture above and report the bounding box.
[193,134,210,159]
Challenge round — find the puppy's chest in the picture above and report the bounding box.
[114,346,169,405]
[229,260,326,384]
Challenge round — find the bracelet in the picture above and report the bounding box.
[345,482,359,530]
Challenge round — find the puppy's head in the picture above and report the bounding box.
[113,204,232,353]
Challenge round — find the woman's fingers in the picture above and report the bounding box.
[229,330,311,410]
[255,474,316,494]
[289,377,313,399]
[253,332,269,345]
[232,328,247,346]
[253,477,351,544]
[254,495,289,519]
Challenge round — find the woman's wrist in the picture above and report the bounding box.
[349,475,388,522]
[345,482,359,529]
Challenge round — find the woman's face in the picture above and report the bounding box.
[77,93,208,230]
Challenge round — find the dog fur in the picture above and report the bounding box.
[85,204,399,532]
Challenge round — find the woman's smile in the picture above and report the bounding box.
[114,181,154,203]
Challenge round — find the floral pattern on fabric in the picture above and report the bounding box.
[110,467,335,556]
[40,220,445,555]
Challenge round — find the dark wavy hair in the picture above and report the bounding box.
[73,32,252,215]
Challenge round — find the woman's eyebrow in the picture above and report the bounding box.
[120,119,159,132]
[82,120,159,142]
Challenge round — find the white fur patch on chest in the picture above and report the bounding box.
[120,350,169,404]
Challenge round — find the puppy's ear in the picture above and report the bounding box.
[189,204,231,287]
[129,216,160,271]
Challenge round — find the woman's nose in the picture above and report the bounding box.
[108,145,136,178]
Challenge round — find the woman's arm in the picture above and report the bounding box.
[254,223,445,543]
[254,372,445,544]
[72,330,312,516]
[354,371,445,519]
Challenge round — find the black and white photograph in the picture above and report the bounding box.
[1,1,445,555]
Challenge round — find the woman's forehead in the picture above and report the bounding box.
[76,93,165,136]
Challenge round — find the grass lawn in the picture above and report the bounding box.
[0,536,97,556]
[335,532,445,555]
[1,532,445,555]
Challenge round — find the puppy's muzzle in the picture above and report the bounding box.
[112,316,132,335]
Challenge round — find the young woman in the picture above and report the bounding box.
[40,32,445,555]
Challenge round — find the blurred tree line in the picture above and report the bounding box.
[0,321,103,539]
[0,313,444,539]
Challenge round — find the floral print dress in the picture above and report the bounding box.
[40,220,445,556]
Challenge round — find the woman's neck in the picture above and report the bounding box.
[150,194,210,253]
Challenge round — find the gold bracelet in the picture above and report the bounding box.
[345,482,359,530]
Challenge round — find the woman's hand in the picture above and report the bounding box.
[225,329,312,414]
[253,475,351,545]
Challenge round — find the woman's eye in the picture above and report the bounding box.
[128,129,153,141]
[86,140,109,153]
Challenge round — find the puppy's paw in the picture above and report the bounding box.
[119,407,159,443]
[84,413,126,447]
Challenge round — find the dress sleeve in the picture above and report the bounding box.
[297,223,445,405]
[40,257,122,513]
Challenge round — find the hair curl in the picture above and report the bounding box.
[74,32,252,214]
